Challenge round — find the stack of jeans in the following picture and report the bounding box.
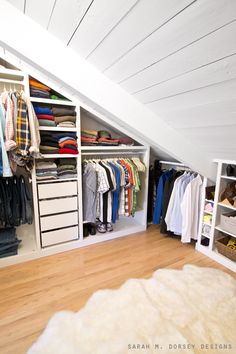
[0,228,21,258]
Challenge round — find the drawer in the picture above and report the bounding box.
[40,211,78,232]
[38,181,77,200]
[41,226,79,247]
[39,197,78,216]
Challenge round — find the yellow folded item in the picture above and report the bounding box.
[227,238,236,250]
[29,79,51,91]
[81,129,98,136]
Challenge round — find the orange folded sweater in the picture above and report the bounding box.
[59,140,78,148]
[29,79,51,91]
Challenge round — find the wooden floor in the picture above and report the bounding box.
[0,225,235,354]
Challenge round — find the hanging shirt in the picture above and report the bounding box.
[0,104,12,177]
[153,169,174,224]
[82,162,97,223]
[109,162,121,224]
[181,174,203,243]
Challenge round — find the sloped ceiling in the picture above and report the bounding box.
[3,0,236,176]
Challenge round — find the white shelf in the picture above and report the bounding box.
[205,199,214,203]
[221,175,236,181]
[39,127,77,132]
[218,202,236,211]
[81,145,146,151]
[30,97,75,106]
[201,233,210,239]
[0,68,24,77]
[203,210,213,215]
[37,154,79,158]
[37,177,77,184]
[202,221,212,227]
[215,226,236,238]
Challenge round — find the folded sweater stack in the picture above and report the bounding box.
[81,130,120,146]
[30,79,51,99]
[40,132,78,155]
[52,107,76,128]
[81,129,98,145]
[36,159,77,180]
[36,161,58,180]
[34,105,56,127]
[57,158,77,179]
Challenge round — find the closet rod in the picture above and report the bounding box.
[159,160,187,167]
[81,151,144,156]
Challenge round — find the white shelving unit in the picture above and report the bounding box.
[0,61,150,267]
[196,160,236,272]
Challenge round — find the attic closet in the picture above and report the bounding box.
[0,59,149,267]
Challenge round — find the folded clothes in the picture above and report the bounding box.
[57,169,77,175]
[58,158,76,166]
[36,168,58,173]
[37,114,55,120]
[36,171,58,177]
[38,119,56,127]
[34,106,53,115]
[58,173,77,179]
[97,138,119,144]
[52,107,76,117]
[57,164,76,172]
[58,136,76,143]
[40,140,59,147]
[61,144,77,151]
[81,142,98,146]
[55,116,76,124]
[57,122,76,127]
[36,161,57,169]
[81,132,98,139]
[81,136,97,142]
[59,140,78,148]
[53,132,77,139]
[118,137,134,145]
[59,148,78,155]
[30,91,50,99]
[29,79,51,91]
[81,129,98,137]
[40,149,59,154]
[36,175,57,180]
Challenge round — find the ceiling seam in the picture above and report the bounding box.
[144,77,236,105]
[101,0,197,73]
[85,0,140,59]
[23,0,26,14]
[131,52,236,95]
[46,0,57,30]
[119,18,236,85]
[67,0,94,46]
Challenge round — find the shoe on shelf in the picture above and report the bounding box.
[96,222,107,233]
[220,182,236,206]
[226,164,236,177]
[106,223,113,232]
[83,223,89,237]
[88,223,96,235]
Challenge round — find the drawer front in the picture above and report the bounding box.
[38,181,77,200]
[41,226,79,247]
[39,197,78,216]
[40,211,78,232]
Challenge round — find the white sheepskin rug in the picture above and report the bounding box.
[28,265,236,354]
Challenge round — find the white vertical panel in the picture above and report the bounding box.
[48,0,92,44]
[87,0,193,70]
[6,0,24,12]
[105,0,236,82]
[69,0,138,58]
[25,0,55,28]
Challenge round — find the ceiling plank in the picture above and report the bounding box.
[25,0,55,28]
[87,0,193,70]
[105,0,236,82]
[48,0,92,44]
[134,54,236,103]
[6,0,24,12]
[148,79,236,113]
[69,0,138,58]
[122,20,236,94]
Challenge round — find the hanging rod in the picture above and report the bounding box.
[81,151,144,156]
[159,160,187,167]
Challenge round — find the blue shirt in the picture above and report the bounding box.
[153,170,174,224]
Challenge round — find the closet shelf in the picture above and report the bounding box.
[30,97,75,106]
[221,175,236,181]
[205,199,214,203]
[0,68,24,78]
[201,233,210,239]
[218,202,236,211]
[203,222,212,227]
[37,154,79,158]
[215,226,236,238]
[203,210,213,215]
[39,127,77,132]
[81,146,146,151]
[36,177,78,184]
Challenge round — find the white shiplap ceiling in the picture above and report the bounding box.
[6,0,236,161]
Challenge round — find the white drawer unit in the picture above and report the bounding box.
[38,181,77,200]
[40,211,78,232]
[41,226,79,247]
[39,196,78,216]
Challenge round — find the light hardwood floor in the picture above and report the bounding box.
[0,225,235,354]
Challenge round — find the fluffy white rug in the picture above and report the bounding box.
[28,265,236,354]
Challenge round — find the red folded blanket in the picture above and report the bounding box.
[37,114,55,121]
[98,138,119,143]
[59,148,78,155]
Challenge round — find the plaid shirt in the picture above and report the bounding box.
[16,96,31,156]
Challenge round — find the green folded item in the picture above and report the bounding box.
[57,165,76,171]
[38,119,56,127]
